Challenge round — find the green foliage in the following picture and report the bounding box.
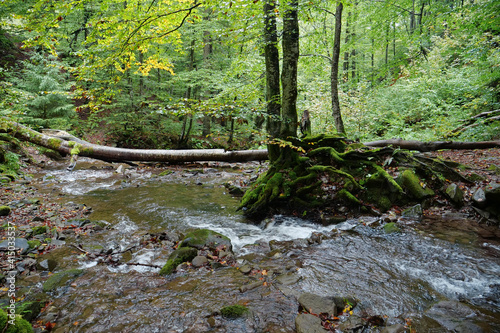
[0,309,33,333]
[15,52,75,130]
[220,305,249,318]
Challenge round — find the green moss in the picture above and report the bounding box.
[220,305,249,318]
[0,206,11,216]
[15,301,45,322]
[337,189,361,206]
[27,240,41,249]
[383,222,400,233]
[31,226,47,236]
[42,269,84,292]
[308,147,345,164]
[0,309,34,333]
[398,169,435,200]
[46,138,61,150]
[179,229,232,250]
[159,170,173,176]
[159,247,198,276]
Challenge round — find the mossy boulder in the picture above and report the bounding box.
[0,206,11,216]
[398,169,435,200]
[0,309,33,333]
[220,305,249,318]
[42,269,84,292]
[159,247,198,276]
[445,183,464,206]
[31,226,47,236]
[179,229,232,252]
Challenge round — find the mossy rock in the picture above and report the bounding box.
[383,222,400,233]
[159,247,198,276]
[220,305,249,318]
[31,226,47,236]
[159,170,173,176]
[27,240,41,249]
[42,269,84,292]
[0,309,33,333]
[179,229,232,251]
[398,170,434,200]
[0,206,11,216]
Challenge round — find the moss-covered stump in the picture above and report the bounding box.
[159,247,198,276]
[239,135,472,220]
[0,309,34,333]
[179,229,232,252]
[42,269,84,292]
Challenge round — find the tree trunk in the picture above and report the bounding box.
[280,0,299,139]
[263,0,281,161]
[3,120,268,163]
[331,3,346,135]
[364,139,500,151]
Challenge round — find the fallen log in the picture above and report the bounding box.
[364,139,500,152]
[2,119,268,163]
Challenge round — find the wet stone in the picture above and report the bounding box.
[298,292,337,316]
[295,313,324,333]
[191,255,208,267]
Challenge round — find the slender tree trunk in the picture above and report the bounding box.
[331,3,345,135]
[263,0,281,161]
[343,11,350,81]
[202,26,213,137]
[280,0,299,139]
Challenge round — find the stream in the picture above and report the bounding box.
[30,160,500,332]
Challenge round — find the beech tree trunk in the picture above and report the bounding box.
[364,139,500,151]
[3,120,268,163]
[263,0,281,161]
[331,3,346,135]
[280,0,299,139]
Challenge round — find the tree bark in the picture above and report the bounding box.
[263,0,281,161]
[3,120,268,163]
[280,0,299,139]
[364,139,500,151]
[331,3,346,135]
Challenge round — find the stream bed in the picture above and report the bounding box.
[26,160,500,332]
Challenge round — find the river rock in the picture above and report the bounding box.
[179,229,232,252]
[380,324,406,333]
[298,292,337,316]
[191,255,208,267]
[401,204,423,221]
[295,313,324,333]
[485,182,500,202]
[339,315,365,332]
[37,259,58,271]
[159,247,198,276]
[276,273,301,285]
[472,188,487,207]
[445,183,464,206]
[425,300,482,333]
[42,269,84,292]
[0,238,30,254]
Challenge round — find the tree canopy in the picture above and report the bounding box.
[0,0,498,149]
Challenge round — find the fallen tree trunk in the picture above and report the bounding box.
[2,120,268,163]
[364,139,500,152]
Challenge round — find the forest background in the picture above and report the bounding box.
[0,0,499,153]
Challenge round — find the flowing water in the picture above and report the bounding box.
[34,161,500,332]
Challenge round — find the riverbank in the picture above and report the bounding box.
[1,150,500,332]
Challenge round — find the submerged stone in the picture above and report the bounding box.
[383,222,401,233]
[220,305,249,318]
[402,204,423,221]
[42,269,84,292]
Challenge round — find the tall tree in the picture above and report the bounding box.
[331,2,345,134]
[263,0,282,160]
[280,0,300,140]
